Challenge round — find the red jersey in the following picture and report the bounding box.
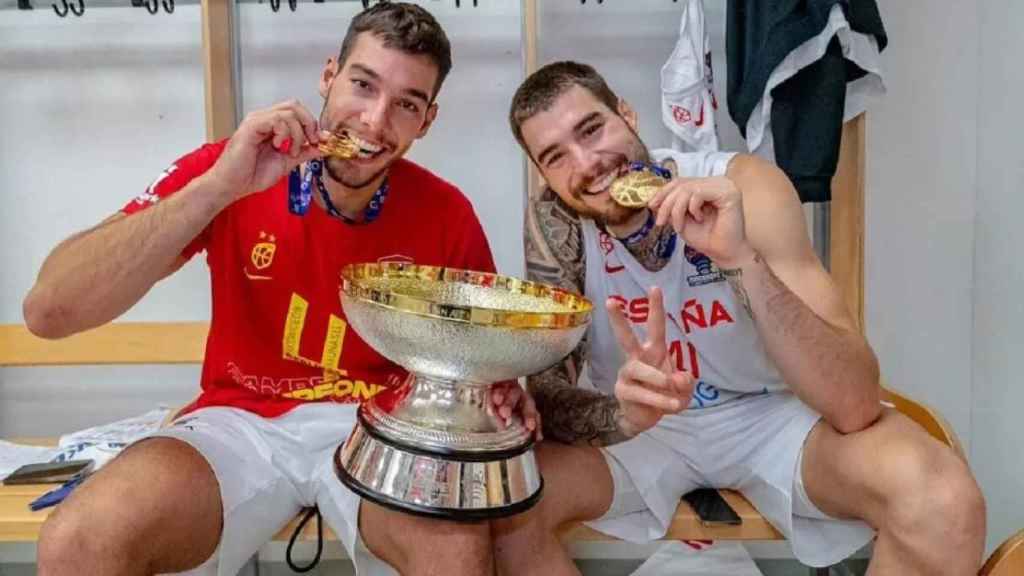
[123,141,496,418]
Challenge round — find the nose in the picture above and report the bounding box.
[359,95,389,138]
[569,144,602,178]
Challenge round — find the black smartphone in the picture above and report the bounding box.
[2,460,93,485]
[682,488,742,526]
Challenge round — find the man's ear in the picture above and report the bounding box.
[319,58,340,99]
[416,103,439,139]
[617,99,639,132]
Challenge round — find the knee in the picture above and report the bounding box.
[38,490,159,576]
[492,493,558,538]
[883,443,986,541]
[492,504,551,566]
[416,519,492,563]
[391,518,493,574]
[924,458,986,542]
[38,505,102,574]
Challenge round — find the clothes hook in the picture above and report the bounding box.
[270,0,280,12]
[162,0,174,13]
[144,0,158,14]
[67,0,83,15]
[288,0,296,11]
[51,0,69,17]
[17,0,33,10]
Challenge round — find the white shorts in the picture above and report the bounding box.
[150,403,396,576]
[588,392,875,568]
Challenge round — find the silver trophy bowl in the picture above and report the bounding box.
[335,263,591,519]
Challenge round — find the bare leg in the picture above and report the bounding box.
[37,438,223,576]
[492,442,614,576]
[802,410,986,575]
[360,499,495,576]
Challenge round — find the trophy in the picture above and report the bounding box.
[334,263,592,519]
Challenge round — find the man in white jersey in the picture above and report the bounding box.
[491,61,985,575]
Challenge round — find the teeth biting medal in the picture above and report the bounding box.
[610,161,671,207]
[318,130,360,159]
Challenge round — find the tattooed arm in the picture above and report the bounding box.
[524,188,634,446]
[528,346,635,446]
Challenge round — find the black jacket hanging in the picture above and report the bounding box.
[726,0,887,203]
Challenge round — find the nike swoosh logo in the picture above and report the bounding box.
[605,262,625,274]
[694,101,706,127]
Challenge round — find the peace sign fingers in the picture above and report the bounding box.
[643,287,667,360]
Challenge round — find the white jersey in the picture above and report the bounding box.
[660,0,722,153]
[581,149,787,409]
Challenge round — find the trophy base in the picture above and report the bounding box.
[335,415,543,520]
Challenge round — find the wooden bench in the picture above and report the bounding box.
[1,322,1021,575]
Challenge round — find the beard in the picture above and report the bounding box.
[568,130,652,226]
[322,155,391,190]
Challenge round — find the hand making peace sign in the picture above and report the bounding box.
[607,286,696,437]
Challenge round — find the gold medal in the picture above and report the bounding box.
[318,131,359,159]
[610,170,668,208]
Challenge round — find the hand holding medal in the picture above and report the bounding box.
[206,100,323,202]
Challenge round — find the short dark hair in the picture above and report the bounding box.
[509,61,620,154]
[337,2,452,101]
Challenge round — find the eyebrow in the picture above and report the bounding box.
[536,111,603,166]
[349,62,431,105]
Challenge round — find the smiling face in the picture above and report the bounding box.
[317,32,439,190]
[518,85,651,226]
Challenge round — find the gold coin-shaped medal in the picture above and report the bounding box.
[319,131,359,159]
[609,170,667,207]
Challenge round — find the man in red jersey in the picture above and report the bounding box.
[24,4,534,575]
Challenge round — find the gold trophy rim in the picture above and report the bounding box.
[339,262,593,331]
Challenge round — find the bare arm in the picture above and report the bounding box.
[524,188,634,446]
[22,175,232,339]
[724,154,881,433]
[23,100,325,339]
